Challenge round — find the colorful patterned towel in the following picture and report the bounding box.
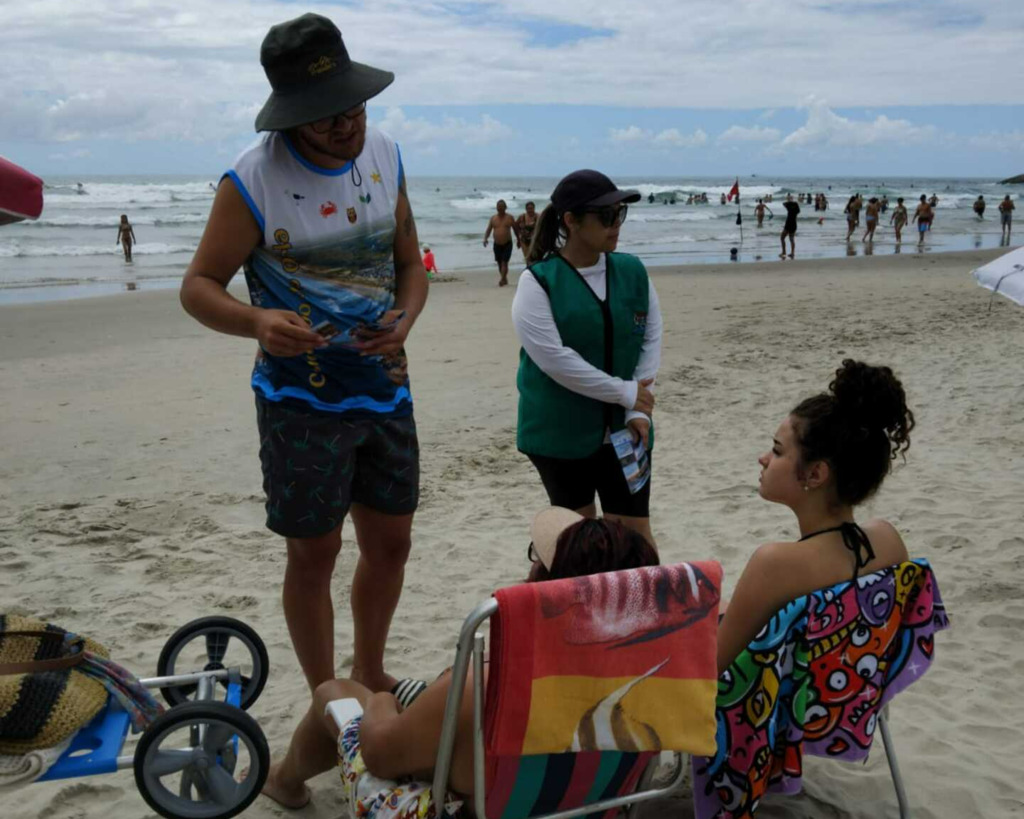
[692,559,948,819]
[487,561,722,757]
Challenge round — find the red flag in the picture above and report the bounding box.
[727,179,740,203]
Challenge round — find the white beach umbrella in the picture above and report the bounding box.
[973,246,1024,309]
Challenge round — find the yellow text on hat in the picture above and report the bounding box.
[308,56,337,76]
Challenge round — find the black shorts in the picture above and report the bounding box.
[527,445,651,518]
[493,241,513,264]
[255,398,419,539]
[782,221,797,235]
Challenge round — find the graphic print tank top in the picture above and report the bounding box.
[227,127,411,417]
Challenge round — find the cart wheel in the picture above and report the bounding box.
[157,617,268,709]
[134,701,269,819]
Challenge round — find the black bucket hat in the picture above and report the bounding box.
[550,170,641,212]
[254,13,394,132]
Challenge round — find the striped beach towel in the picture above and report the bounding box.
[485,562,722,819]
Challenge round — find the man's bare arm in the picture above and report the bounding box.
[357,176,428,356]
[483,215,494,244]
[392,177,428,325]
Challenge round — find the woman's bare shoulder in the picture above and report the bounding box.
[861,518,909,563]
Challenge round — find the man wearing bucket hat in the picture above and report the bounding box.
[512,170,663,548]
[181,13,428,696]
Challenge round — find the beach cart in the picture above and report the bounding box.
[34,616,270,819]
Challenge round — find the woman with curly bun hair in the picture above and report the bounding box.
[716,359,916,673]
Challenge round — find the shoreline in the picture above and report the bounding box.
[0,244,1014,307]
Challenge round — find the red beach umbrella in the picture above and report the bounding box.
[0,156,44,226]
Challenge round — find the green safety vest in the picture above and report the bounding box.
[517,252,651,459]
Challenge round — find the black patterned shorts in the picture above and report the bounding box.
[255,399,419,539]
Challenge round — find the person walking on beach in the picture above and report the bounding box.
[862,197,880,242]
[780,194,799,259]
[180,13,428,695]
[999,195,1015,240]
[483,200,519,287]
[116,214,136,262]
[890,197,909,243]
[755,199,772,228]
[422,246,438,280]
[516,201,538,262]
[512,170,661,546]
[913,195,934,245]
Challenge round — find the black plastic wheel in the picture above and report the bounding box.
[157,617,268,710]
[134,700,269,819]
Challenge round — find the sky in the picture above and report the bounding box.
[2,0,1023,178]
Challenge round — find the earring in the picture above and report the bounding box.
[803,485,810,492]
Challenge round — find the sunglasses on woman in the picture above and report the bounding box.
[585,204,629,228]
[309,102,367,134]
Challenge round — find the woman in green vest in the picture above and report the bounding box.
[512,170,662,546]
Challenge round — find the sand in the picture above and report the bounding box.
[1,248,1023,819]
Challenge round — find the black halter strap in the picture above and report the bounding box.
[799,521,876,584]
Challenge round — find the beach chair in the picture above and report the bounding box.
[431,561,724,819]
[692,558,949,819]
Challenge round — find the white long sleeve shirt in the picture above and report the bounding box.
[511,256,662,427]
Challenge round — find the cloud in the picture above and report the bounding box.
[47,149,91,161]
[654,128,708,147]
[775,97,939,150]
[375,107,513,147]
[1,0,1018,153]
[967,130,1024,152]
[609,126,707,147]
[718,125,781,144]
[609,125,649,143]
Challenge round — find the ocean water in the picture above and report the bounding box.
[0,173,1018,304]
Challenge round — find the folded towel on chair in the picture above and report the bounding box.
[487,561,722,757]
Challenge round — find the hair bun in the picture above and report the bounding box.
[829,359,914,456]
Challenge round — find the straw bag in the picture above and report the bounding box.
[0,614,110,754]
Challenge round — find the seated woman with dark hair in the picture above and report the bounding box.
[717,359,916,673]
[262,510,658,809]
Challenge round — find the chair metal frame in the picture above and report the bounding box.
[431,598,688,819]
[877,705,910,818]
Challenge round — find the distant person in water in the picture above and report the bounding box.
[913,195,933,245]
[973,196,986,218]
[862,198,880,242]
[516,201,538,262]
[999,195,1015,240]
[890,197,908,243]
[779,194,800,259]
[116,214,136,262]
[755,199,773,228]
[483,199,519,287]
